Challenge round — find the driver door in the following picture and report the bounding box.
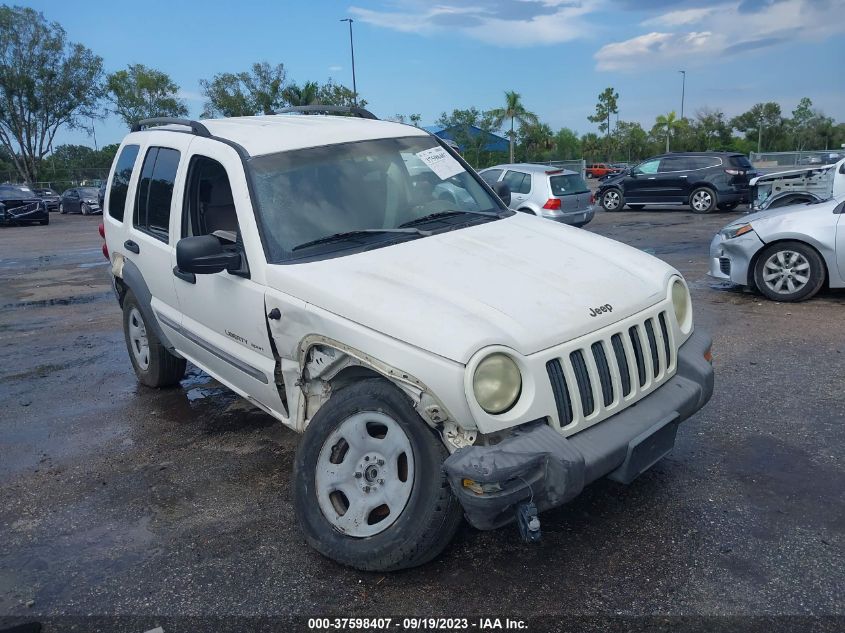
[625,158,661,202]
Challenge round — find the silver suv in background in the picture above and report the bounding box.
[479,163,594,228]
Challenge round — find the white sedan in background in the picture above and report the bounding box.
[710,195,845,302]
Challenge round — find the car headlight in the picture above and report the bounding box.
[671,278,693,334]
[720,223,753,239]
[472,353,522,414]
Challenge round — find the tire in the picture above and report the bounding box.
[627,204,645,210]
[81,203,89,215]
[753,241,825,302]
[122,291,186,387]
[689,187,717,214]
[59,203,66,214]
[717,202,739,211]
[600,188,624,212]
[293,378,462,571]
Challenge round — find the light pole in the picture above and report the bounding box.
[757,116,764,154]
[340,18,357,106]
[678,70,686,120]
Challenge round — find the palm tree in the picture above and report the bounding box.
[283,81,320,106]
[489,91,539,163]
[655,111,677,152]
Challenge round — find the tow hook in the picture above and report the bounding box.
[515,500,541,543]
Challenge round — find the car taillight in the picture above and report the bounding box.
[590,193,595,204]
[98,222,109,259]
[543,198,561,210]
[102,243,109,259]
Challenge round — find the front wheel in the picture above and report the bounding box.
[81,203,90,215]
[689,187,717,213]
[753,241,825,302]
[122,292,186,387]
[600,188,624,212]
[59,203,66,214]
[293,379,462,571]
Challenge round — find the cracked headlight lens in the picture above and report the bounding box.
[473,353,521,414]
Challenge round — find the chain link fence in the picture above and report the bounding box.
[532,159,587,180]
[2,167,110,192]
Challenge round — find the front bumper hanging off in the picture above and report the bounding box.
[443,330,714,530]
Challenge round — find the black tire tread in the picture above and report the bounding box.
[753,241,826,302]
[122,291,186,387]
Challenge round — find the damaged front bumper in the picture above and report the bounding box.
[443,329,714,530]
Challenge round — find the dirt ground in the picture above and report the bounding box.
[0,209,843,633]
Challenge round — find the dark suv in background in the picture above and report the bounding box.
[597,152,756,214]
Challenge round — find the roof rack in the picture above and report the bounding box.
[131,118,211,137]
[275,105,379,120]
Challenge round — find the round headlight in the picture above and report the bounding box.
[671,278,692,333]
[472,353,522,414]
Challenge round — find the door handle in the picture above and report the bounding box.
[124,240,140,254]
[173,266,196,284]
[679,175,688,178]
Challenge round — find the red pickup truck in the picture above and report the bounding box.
[586,163,620,178]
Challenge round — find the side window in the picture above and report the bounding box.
[108,144,139,221]
[659,157,689,172]
[503,170,531,194]
[182,155,240,242]
[134,147,180,242]
[637,159,660,174]
[480,169,503,185]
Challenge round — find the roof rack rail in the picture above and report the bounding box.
[131,118,211,137]
[275,105,379,120]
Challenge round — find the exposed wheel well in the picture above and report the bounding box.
[517,207,535,215]
[747,239,830,290]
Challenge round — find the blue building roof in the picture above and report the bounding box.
[422,124,509,153]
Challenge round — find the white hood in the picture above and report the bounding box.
[267,214,675,363]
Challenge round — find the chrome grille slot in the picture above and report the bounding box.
[545,304,679,432]
[569,350,594,417]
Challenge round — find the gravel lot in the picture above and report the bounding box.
[0,208,843,633]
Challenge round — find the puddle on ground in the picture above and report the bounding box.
[77,261,109,269]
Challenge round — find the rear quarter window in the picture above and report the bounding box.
[133,146,181,242]
[108,144,140,221]
[480,169,503,185]
[550,174,588,196]
[730,155,754,169]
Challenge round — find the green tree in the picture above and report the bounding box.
[580,132,602,162]
[588,87,619,158]
[518,122,554,162]
[653,111,678,153]
[315,78,365,108]
[106,64,187,128]
[283,81,320,106]
[613,121,648,162]
[489,91,539,163]
[409,113,422,127]
[790,97,814,150]
[730,102,783,153]
[0,6,104,183]
[553,127,581,160]
[200,62,286,117]
[694,107,732,150]
[436,107,497,166]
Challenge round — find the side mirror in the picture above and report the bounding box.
[176,235,242,275]
[492,181,511,206]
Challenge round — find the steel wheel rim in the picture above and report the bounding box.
[762,250,810,294]
[692,190,712,211]
[315,411,415,538]
[81,203,88,215]
[603,191,620,210]
[128,307,150,369]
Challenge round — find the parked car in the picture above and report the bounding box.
[709,195,845,301]
[98,182,106,210]
[102,110,713,571]
[478,163,594,227]
[60,187,102,215]
[34,187,61,212]
[0,184,49,226]
[597,152,757,214]
[585,163,620,179]
[750,157,845,211]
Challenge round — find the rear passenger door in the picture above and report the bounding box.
[502,170,531,210]
[169,138,288,420]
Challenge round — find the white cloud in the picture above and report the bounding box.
[596,0,845,72]
[350,1,600,46]
[177,89,204,102]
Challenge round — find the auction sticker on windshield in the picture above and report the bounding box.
[416,147,464,180]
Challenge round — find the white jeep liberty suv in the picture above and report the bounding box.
[102,107,714,571]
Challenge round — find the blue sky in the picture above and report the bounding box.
[24,0,845,149]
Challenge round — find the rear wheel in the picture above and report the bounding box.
[690,187,717,214]
[122,291,186,387]
[600,188,624,212]
[81,203,90,215]
[293,379,462,571]
[753,241,825,302]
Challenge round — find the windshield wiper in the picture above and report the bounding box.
[399,209,502,228]
[292,227,431,251]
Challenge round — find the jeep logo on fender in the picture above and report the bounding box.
[589,304,613,317]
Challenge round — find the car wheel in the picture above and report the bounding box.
[717,202,739,211]
[600,188,624,212]
[627,204,645,210]
[81,203,89,215]
[753,241,825,302]
[293,378,463,571]
[690,187,717,214]
[59,203,66,214]
[122,291,186,387]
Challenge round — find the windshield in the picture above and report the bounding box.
[248,136,507,262]
[0,186,36,200]
[550,174,589,196]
